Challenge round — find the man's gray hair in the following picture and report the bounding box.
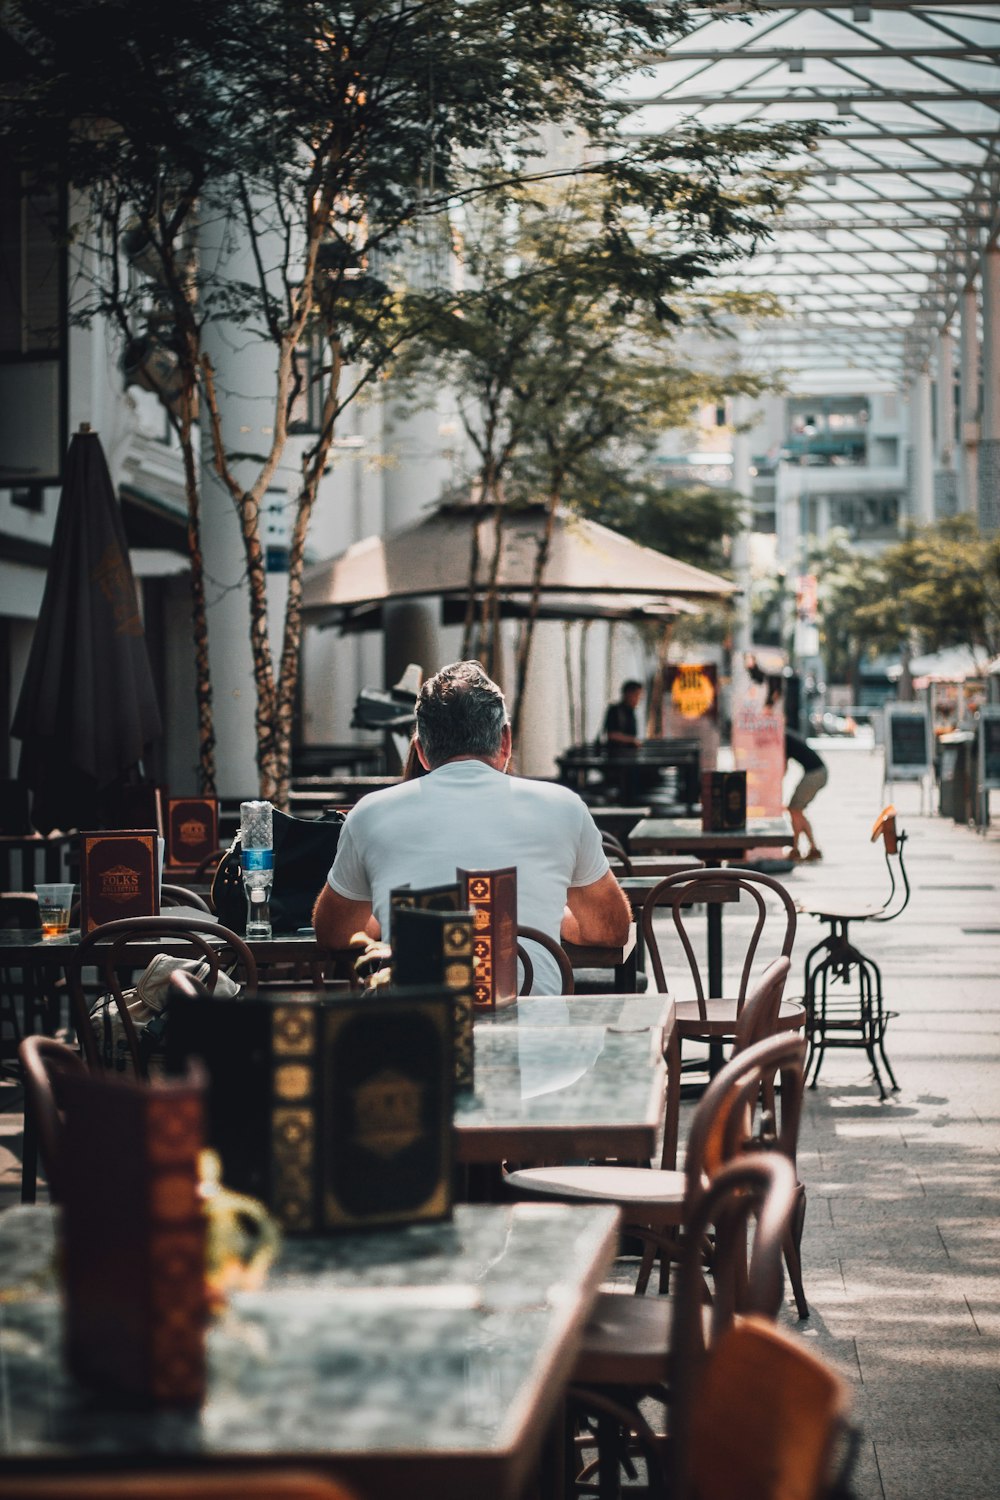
[415,661,508,768]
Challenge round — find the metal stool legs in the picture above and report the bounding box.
[805,922,899,1101]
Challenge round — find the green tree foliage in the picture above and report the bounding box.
[854,517,1000,662]
[399,172,803,725]
[2,0,814,792]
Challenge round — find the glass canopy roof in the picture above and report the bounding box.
[617,3,1000,382]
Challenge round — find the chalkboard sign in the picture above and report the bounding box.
[884,705,932,782]
[980,708,1000,789]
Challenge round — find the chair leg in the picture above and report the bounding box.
[784,1185,809,1319]
[857,962,888,1102]
[868,954,900,1092]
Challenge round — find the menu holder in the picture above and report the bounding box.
[458,866,517,1009]
[166,989,454,1234]
[393,904,476,1092]
[60,1066,208,1407]
[701,770,748,832]
[79,828,158,932]
[166,796,219,869]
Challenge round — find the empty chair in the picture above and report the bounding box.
[567,1153,799,1498]
[19,1034,87,1202]
[800,805,908,1099]
[641,866,803,1077]
[67,916,257,1076]
[505,978,806,1310]
[674,1316,853,1500]
[517,924,575,995]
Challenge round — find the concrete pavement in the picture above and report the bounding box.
[754,741,999,1500]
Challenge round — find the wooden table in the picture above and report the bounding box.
[628,814,794,861]
[458,992,673,1166]
[0,1201,620,1500]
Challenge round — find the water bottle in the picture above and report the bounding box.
[240,799,274,939]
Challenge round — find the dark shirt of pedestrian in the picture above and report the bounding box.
[603,681,642,751]
[785,729,828,861]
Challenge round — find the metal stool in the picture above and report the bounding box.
[800,807,908,1100]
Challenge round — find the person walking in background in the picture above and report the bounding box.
[785,728,828,861]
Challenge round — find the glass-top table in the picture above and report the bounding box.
[458,993,673,1165]
[0,1201,619,1500]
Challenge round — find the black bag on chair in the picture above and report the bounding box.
[211,807,345,934]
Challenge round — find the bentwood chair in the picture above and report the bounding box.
[67,916,257,1076]
[517,924,575,994]
[505,981,805,1309]
[800,805,908,1099]
[567,1153,799,1500]
[641,867,804,1076]
[674,1317,853,1500]
[19,1034,86,1203]
[160,882,214,914]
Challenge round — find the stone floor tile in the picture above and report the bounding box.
[874,1441,1000,1500]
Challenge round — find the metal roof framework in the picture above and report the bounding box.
[618,2,1000,383]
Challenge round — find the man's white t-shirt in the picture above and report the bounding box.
[327,760,610,993]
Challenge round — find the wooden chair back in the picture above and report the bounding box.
[68,916,257,1075]
[660,959,791,1174]
[732,957,791,1053]
[516,924,575,995]
[18,1035,87,1201]
[160,883,213,913]
[683,1315,851,1500]
[677,1030,805,1190]
[667,1154,800,1494]
[641,867,797,1015]
[601,831,633,875]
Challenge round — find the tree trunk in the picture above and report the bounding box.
[270,341,344,808]
[510,477,562,742]
[177,393,216,793]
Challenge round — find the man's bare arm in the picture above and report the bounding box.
[312,883,380,948]
[561,870,631,946]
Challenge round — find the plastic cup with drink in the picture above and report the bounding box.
[35,883,75,939]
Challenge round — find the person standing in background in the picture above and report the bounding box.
[603,680,643,749]
[785,728,828,861]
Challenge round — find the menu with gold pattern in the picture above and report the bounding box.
[79,828,158,932]
[166,991,453,1233]
[459,866,517,1008]
[166,797,219,868]
[60,1067,207,1406]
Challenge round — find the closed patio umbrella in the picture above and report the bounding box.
[12,427,162,832]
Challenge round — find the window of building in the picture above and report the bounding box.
[0,163,66,486]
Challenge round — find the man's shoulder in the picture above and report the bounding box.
[344,777,422,825]
[509,775,590,815]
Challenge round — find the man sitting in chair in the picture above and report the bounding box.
[313,660,631,993]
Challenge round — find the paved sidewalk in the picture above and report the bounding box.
[0,740,996,1498]
[765,741,999,1500]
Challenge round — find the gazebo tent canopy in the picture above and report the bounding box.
[301,502,736,631]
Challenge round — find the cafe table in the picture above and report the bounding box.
[459,991,674,1167]
[0,1200,620,1500]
